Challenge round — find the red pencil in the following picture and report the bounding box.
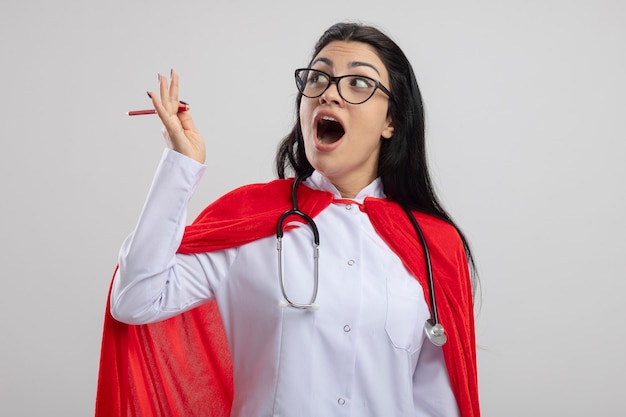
[126,104,189,116]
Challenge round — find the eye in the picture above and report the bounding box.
[348,76,375,89]
[308,71,329,85]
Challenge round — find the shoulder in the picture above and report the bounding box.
[191,178,334,224]
[412,211,463,249]
[191,179,294,223]
[216,178,294,202]
[364,198,463,252]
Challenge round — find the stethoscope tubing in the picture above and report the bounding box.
[401,205,439,325]
[276,176,446,345]
[276,177,320,309]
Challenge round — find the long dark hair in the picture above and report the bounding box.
[275,22,478,289]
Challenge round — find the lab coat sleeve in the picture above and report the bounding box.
[412,340,461,417]
[110,148,237,324]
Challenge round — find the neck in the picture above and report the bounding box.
[330,175,376,198]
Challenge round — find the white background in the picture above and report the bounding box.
[1,1,624,416]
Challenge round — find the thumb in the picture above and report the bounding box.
[177,108,199,132]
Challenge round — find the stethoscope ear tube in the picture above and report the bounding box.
[401,206,447,346]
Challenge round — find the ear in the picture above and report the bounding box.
[381,116,394,139]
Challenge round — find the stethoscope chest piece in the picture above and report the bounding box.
[424,319,447,347]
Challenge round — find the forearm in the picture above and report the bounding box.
[110,148,210,324]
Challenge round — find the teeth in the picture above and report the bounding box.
[321,116,337,122]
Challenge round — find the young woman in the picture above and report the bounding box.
[97,22,480,417]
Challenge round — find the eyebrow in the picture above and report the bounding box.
[311,57,382,76]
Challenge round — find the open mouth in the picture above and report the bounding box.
[316,116,345,144]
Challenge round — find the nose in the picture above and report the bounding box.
[319,81,343,105]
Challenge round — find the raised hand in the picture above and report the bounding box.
[147,70,206,164]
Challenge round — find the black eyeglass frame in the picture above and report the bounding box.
[294,68,393,105]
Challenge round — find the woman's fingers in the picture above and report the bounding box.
[146,84,168,117]
[148,73,179,129]
[169,70,180,105]
[145,70,206,164]
[157,74,172,113]
[160,70,197,132]
[152,71,185,122]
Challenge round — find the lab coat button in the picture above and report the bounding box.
[343,325,351,332]
[347,259,355,266]
[338,398,346,405]
[345,204,352,210]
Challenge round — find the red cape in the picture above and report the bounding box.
[96,179,479,416]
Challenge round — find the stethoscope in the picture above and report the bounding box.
[276,176,447,347]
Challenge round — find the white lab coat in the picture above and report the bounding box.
[111,148,460,417]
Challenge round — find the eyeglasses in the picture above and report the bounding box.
[295,68,392,105]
